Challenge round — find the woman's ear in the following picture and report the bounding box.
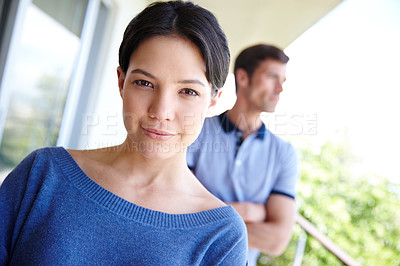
[117,66,125,98]
[209,88,223,108]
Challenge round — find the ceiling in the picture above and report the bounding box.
[193,0,343,66]
[148,0,344,70]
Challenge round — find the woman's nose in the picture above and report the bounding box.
[148,90,175,121]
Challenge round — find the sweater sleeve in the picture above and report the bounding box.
[199,215,248,266]
[218,238,248,266]
[0,149,40,264]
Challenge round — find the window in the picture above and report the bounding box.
[0,0,111,179]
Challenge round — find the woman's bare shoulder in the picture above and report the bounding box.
[65,147,118,184]
[189,172,226,211]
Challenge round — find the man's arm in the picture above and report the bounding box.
[228,194,296,257]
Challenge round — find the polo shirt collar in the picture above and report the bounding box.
[218,111,266,140]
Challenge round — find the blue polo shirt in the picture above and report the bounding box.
[187,111,300,265]
[187,111,299,202]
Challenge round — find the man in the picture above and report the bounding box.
[187,44,300,266]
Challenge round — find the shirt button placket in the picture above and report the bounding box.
[232,131,245,201]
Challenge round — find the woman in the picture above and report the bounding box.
[0,1,248,265]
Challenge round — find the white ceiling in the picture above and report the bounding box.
[147,0,343,70]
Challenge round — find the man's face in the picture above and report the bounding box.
[244,59,287,113]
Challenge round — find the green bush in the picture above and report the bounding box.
[258,140,400,266]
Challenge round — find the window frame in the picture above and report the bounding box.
[0,0,113,149]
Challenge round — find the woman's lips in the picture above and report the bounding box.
[141,126,177,141]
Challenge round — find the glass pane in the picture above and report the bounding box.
[32,0,88,37]
[0,2,86,173]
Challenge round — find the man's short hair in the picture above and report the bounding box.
[234,44,289,80]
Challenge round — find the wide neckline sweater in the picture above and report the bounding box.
[55,146,239,227]
[0,147,248,265]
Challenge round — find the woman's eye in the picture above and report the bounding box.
[181,88,199,96]
[134,80,153,88]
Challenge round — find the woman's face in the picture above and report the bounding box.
[117,35,217,160]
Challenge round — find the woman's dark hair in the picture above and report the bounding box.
[234,44,289,80]
[119,1,230,93]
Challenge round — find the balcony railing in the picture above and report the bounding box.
[295,213,361,266]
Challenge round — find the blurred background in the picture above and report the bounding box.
[0,0,399,264]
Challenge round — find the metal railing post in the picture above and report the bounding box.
[295,213,361,266]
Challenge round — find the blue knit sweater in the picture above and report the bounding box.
[0,147,248,265]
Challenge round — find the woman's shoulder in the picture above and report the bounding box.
[1,147,72,195]
[190,183,245,228]
[11,146,67,172]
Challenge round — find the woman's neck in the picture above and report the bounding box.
[105,138,189,188]
[69,138,222,214]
